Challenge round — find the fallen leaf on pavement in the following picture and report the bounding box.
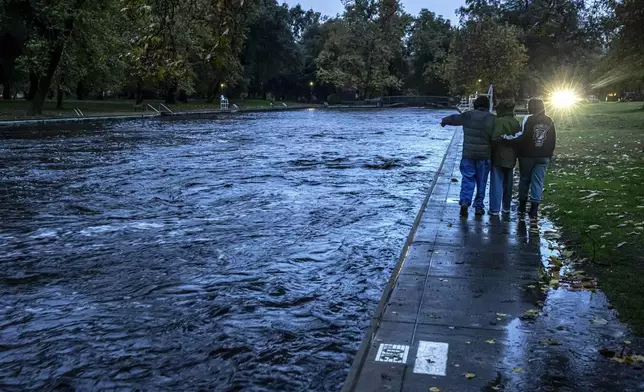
[486,339,496,344]
[464,373,476,379]
[430,387,440,392]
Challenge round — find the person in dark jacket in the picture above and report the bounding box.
[503,98,556,219]
[489,100,521,215]
[441,96,495,217]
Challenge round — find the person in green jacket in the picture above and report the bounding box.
[489,100,521,215]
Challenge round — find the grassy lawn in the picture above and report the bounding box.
[544,102,644,333]
[0,98,304,120]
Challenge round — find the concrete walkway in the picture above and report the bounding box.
[343,131,643,392]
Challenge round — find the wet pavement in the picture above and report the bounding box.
[344,131,644,392]
[0,108,456,391]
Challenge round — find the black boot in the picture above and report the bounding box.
[518,199,527,216]
[529,203,539,220]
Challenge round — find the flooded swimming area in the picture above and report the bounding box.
[0,109,454,391]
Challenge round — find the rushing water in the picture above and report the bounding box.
[0,108,453,391]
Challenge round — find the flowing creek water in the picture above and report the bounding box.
[0,109,454,391]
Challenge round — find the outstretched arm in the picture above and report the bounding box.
[440,113,466,127]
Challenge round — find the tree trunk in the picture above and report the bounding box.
[178,89,188,103]
[164,84,177,104]
[135,80,144,104]
[56,87,63,108]
[27,71,38,100]
[76,80,85,100]
[1,57,15,100]
[56,85,63,109]
[206,81,216,103]
[29,40,66,115]
[56,74,64,109]
[2,81,11,100]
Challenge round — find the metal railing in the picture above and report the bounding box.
[158,103,173,114]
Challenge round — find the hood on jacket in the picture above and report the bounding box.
[496,100,515,117]
[528,98,546,115]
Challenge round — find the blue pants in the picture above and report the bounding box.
[518,157,550,203]
[489,166,514,213]
[459,159,491,209]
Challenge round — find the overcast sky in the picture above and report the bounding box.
[284,0,466,24]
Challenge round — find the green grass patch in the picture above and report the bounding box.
[544,102,644,333]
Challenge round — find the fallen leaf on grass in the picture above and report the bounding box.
[464,373,476,379]
[429,387,440,392]
[549,256,563,267]
[512,367,523,373]
[587,225,600,230]
[486,339,496,344]
[617,242,627,248]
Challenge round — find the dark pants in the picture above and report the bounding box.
[518,157,550,203]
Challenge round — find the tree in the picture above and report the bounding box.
[191,0,260,103]
[458,0,606,96]
[241,0,301,99]
[406,10,452,95]
[0,2,28,100]
[593,0,644,107]
[444,18,528,95]
[316,0,408,98]
[8,0,95,114]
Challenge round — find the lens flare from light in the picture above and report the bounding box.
[551,90,579,109]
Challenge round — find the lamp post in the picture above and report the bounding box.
[309,81,314,103]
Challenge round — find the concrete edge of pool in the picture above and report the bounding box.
[0,105,463,129]
[341,129,459,392]
[0,105,316,129]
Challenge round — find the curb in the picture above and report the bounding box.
[341,128,459,392]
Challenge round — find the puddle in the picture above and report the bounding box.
[498,217,644,390]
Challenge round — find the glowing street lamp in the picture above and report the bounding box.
[551,89,579,109]
[309,81,314,87]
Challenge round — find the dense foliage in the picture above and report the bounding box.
[0,0,641,113]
